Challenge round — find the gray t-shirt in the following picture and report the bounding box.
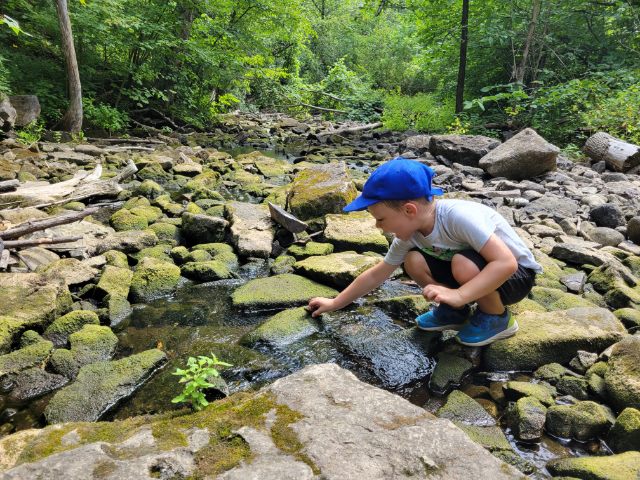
[384,199,542,272]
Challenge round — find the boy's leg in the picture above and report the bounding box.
[450,254,505,315]
[403,250,449,288]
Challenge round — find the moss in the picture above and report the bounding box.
[546,401,612,441]
[324,212,389,254]
[153,194,184,216]
[103,250,129,269]
[50,325,118,379]
[547,451,640,480]
[271,255,296,275]
[137,162,172,184]
[62,201,85,211]
[129,257,181,302]
[604,336,640,410]
[110,209,148,232]
[293,251,379,289]
[43,310,100,346]
[0,339,53,376]
[134,179,165,200]
[556,375,590,400]
[533,363,569,384]
[20,330,43,347]
[429,353,473,393]
[240,307,318,347]
[608,408,640,453]
[503,380,556,406]
[181,170,221,201]
[184,249,212,263]
[146,222,180,246]
[604,284,640,310]
[287,242,334,259]
[623,255,640,277]
[529,286,597,310]
[510,297,547,315]
[231,274,338,310]
[96,266,133,299]
[613,307,640,331]
[371,295,430,323]
[437,390,496,426]
[205,205,225,217]
[171,246,190,265]
[129,205,163,224]
[587,361,609,377]
[181,261,234,282]
[130,245,174,264]
[185,202,205,214]
[454,424,512,451]
[0,316,24,355]
[123,196,151,210]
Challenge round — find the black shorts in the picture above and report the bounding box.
[408,248,536,305]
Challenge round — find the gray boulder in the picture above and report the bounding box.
[293,251,379,288]
[546,401,613,441]
[226,201,273,258]
[506,396,547,442]
[590,203,626,228]
[181,212,228,246]
[479,128,560,180]
[627,216,640,245]
[430,134,500,167]
[8,95,41,126]
[0,95,16,131]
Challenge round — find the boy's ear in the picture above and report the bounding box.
[403,201,418,216]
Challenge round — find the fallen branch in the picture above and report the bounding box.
[0,207,98,240]
[86,137,165,145]
[2,235,82,249]
[318,122,383,136]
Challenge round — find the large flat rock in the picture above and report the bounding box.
[0,364,521,479]
[225,201,274,258]
[324,211,389,254]
[293,251,379,288]
[484,307,628,371]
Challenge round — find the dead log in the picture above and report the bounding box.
[0,207,98,240]
[583,132,640,172]
[0,160,137,208]
[2,235,82,249]
[317,122,383,137]
[0,180,19,193]
[86,136,165,145]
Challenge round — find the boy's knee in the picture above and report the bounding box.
[451,254,481,284]
[404,251,425,275]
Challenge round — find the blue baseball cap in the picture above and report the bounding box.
[343,157,443,212]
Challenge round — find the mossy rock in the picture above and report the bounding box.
[293,251,379,289]
[147,222,181,246]
[240,307,319,347]
[483,307,627,372]
[109,209,148,232]
[556,375,590,400]
[137,162,173,184]
[96,265,133,299]
[130,244,174,264]
[270,255,296,275]
[533,250,566,290]
[134,179,165,199]
[129,205,163,224]
[170,246,190,265]
[50,325,118,379]
[546,401,613,441]
[43,310,100,348]
[454,423,511,451]
[62,201,85,211]
[45,348,167,423]
[429,353,473,394]
[181,261,234,282]
[370,295,429,323]
[505,396,547,442]
[604,336,640,411]
[192,243,238,269]
[185,202,205,214]
[205,205,225,217]
[129,257,181,303]
[123,196,151,210]
[0,336,53,376]
[287,242,334,260]
[103,250,129,269]
[613,308,640,332]
[184,249,212,263]
[509,297,547,315]
[231,274,338,310]
[548,452,640,480]
[153,194,184,216]
[180,170,221,200]
[503,381,556,406]
[287,162,358,220]
[0,273,72,329]
[324,211,389,254]
[0,317,24,355]
[181,212,228,245]
[529,286,597,310]
[608,407,640,453]
[105,294,132,327]
[437,390,496,426]
[533,363,569,385]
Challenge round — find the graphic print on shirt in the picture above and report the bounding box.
[419,245,461,261]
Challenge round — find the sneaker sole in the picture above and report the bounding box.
[456,321,519,347]
[416,323,464,332]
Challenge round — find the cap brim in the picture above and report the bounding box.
[343,194,378,212]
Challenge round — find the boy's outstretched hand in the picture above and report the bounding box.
[422,285,466,308]
[307,297,337,317]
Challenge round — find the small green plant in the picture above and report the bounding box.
[70,130,86,143]
[15,121,44,146]
[171,353,232,411]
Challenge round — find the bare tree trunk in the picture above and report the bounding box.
[514,0,542,85]
[455,0,470,114]
[55,0,83,132]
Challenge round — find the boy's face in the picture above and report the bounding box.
[368,202,419,241]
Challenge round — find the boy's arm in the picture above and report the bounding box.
[308,260,397,317]
[423,234,518,307]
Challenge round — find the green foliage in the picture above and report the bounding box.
[83,98,129,134]
[171,353,232,411]
[15,121,44,146]
[382,93,455,132]
[1,14,26,36]
[583,82,640,144]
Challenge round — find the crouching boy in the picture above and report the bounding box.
[308,157,542,346]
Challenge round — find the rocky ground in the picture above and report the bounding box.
[0,113,639,478]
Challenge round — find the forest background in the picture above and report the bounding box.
[1,0,639,153]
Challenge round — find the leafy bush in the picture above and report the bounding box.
[83,98,129,134]
[382,93,455,132]
[171,353,231,411]
[583,82,640,145]
[15,121,44,146]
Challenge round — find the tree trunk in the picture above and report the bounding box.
[55,0,83,132]
[583,132,640,172]
[514,0,542,84]
[455,0,470,114]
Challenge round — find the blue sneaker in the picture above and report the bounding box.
[456,309,518,346]
[415,304,471,331]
